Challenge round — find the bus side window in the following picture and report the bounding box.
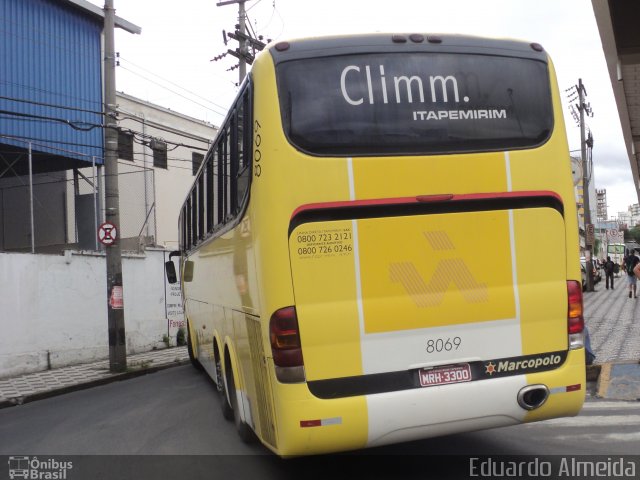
[217,136,225,225]
[186,197,192,250]
[197,174,205,241]
[206,152,214,232]
[236,86,251,208]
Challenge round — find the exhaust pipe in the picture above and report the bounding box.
[517,384,549,410]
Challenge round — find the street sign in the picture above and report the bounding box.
[607,229,624,244]
[586,224,595,246]
[98,222,118,246]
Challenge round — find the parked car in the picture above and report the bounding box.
[580,257,600,285]
[580,263,587,291]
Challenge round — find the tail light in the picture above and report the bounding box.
[270,306,304,368]
[567,280,585,350]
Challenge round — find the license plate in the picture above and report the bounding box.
[419,364,472,387]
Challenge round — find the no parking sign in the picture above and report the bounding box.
[98,222,118,246]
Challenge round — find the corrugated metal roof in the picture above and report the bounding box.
[0,0,104,164]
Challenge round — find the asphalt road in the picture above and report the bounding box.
[0,366,638,479]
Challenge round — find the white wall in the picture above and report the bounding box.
[0,248,183,379]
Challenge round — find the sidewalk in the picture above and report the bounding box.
[1,279,639,409]
[0,346,189,408]
[583,276,640,401]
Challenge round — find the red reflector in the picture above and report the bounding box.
[300,420,322,428]
[567,281,584,334]
[566,384,581,392]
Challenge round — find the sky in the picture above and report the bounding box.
[87,0,638,217]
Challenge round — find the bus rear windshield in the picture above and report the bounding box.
[276,53,553,156]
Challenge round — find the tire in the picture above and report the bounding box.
[186,321,204,371]
[225,356,255,443]
[217,354,234,421]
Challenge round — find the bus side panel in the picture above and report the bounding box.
[270,372,369,456]
[289,220,363,381]
[250,55,361,448]
[513,208,567,356]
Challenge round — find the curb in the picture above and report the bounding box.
[595,363,610,398]
[0,359,190,410]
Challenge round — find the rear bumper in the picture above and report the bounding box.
[271,348,585,456]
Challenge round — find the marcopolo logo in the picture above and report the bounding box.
[8,456,72,480]
[484,353,565,377]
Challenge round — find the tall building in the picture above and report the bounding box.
[596,189,608,222]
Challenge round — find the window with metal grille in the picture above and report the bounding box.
[192,152,204,176]
[152,140,168,169]
[117,130,134,160]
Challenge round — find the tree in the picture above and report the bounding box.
[628,226,640,244]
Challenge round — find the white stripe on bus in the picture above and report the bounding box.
[505,151,523,358]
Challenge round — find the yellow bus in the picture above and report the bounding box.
[169,33,586,456]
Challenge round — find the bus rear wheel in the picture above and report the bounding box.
[216,354,234,421]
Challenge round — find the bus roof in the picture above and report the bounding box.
[267,33,549,65]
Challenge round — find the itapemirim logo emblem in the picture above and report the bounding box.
[8,456,73,480]
[390,231,488,307]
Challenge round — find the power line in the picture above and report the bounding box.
[0,95,105,116]
[118,127,210,152]
[116,112,216,143]
[0,134,102,160]
[0,135,102,150]
[0,109,103,131]
[118,65,228,118]
[1,110,212,152]
[119,56,237,101]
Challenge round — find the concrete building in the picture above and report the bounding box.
[614,203,640,229]
[596,188,608,222]
[592,0,640,206]
[112,92,217,250]
[617,210,632,229]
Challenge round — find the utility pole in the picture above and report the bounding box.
[578,78,594,292]
[103,0,126,372]
[215,0,265,84]
[238,0,247,83]
[216,0,247,84]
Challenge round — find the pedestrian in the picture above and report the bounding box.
[584,325,596,366]
[604,256,615,290]
[624,250,640,298]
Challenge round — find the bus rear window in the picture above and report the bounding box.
[276,53,553,156]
